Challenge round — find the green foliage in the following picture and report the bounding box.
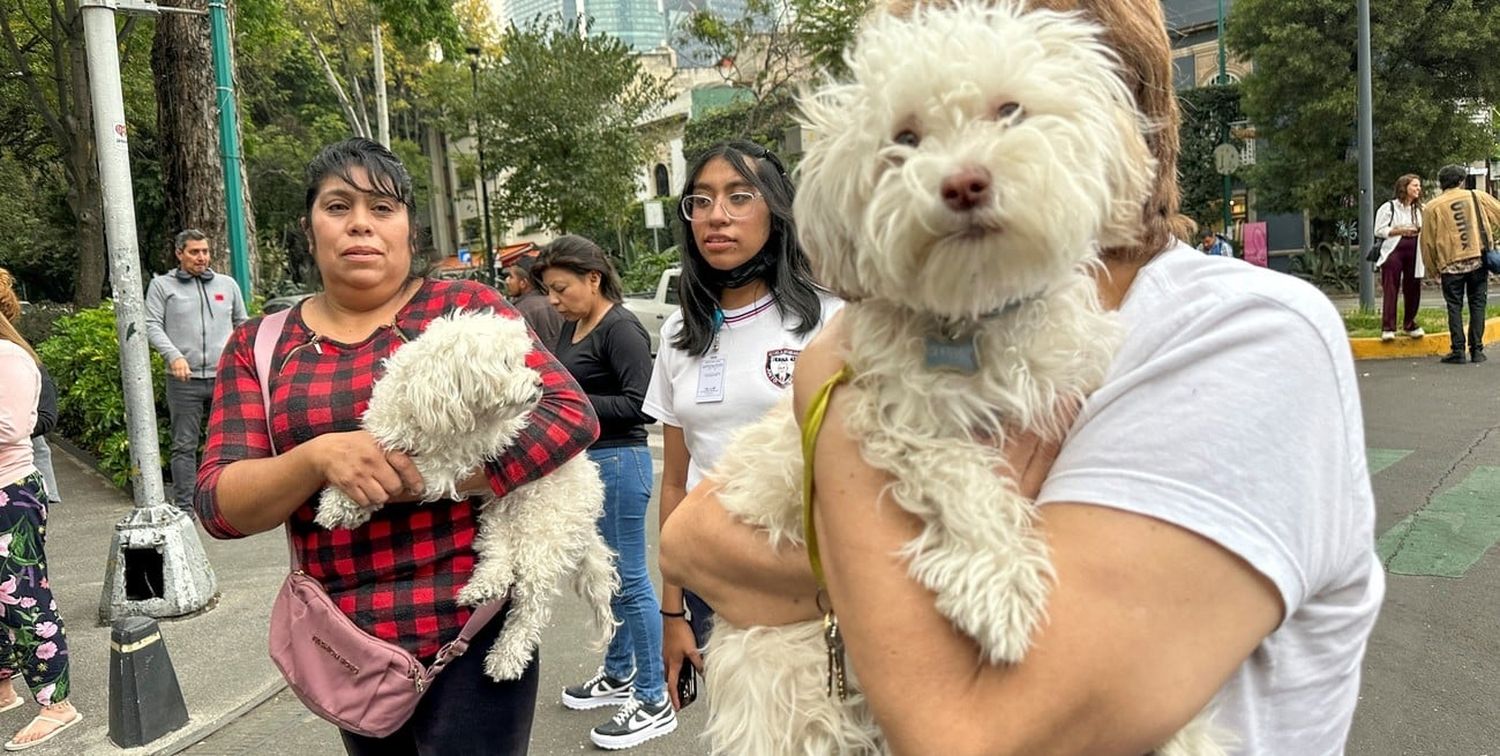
[683,96,799,167]
[37,303,171,490]
[1177,85,1245,231]
[1342,304,1500,338]
[1228,0,1500,233]
[1287,241,1361,293]
[572,196,683,274]
[620,245,681,295]
[477,17,673,235]
[790,0,872,78]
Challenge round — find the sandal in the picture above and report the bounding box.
[3,710,82,751]
[0,698,20,715]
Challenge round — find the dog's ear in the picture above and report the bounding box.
[794,83,874,302]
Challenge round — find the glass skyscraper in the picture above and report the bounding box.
[505,0,669,52]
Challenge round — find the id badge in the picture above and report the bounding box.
[696,355,726,403]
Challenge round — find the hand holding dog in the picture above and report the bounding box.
[313,430,425,507]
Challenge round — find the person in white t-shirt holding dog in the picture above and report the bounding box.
[660,1,1384,753]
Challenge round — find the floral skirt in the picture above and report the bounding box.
[0,473,69,705]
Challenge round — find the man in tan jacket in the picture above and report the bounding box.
[1421,164,1496,364]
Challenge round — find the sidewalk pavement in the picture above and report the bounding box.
[1325,281,1498,312]
[20,439,288,756]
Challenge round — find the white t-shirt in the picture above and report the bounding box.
[1037,242,1383,755]
[643,292,843,489]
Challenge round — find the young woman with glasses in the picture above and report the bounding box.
[631,141,840,714]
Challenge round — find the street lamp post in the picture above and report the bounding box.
[1356,0,1376,311]
[1217,0,1233,236]
[467,46,496,287]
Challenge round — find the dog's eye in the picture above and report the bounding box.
[997,102,1022,120]
[893,130,921,148]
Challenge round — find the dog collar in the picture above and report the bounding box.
[924,294,1040,374]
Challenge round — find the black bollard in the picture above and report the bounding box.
[108,616,189,748]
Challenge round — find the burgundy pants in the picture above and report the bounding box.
[1381,235,1422,332]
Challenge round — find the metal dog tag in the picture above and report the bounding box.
[924,332,981,374]
[824,610,848,700]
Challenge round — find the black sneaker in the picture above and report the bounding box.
[1472,350,1488,364]
[561,667,634,711]
[1441,352,1467,364]
[589,696,678,750]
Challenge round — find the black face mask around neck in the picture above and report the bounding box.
[709,250,774,291]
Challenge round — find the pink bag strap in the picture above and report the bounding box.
[252,308,296,568]
[424,597,511,684]
[253,308,293,457]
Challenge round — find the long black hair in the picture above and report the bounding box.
[673,140,824,357]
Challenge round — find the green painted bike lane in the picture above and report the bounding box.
[1369,448,1500,578]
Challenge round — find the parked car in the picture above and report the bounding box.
[622,268,680,354]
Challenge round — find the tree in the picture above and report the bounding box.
[0,0,108,305]
[476,18,672,235]
[676,0,869,139]
[1228,0,1500,230]
[1177,84,1244,231]
[151,0,260,281]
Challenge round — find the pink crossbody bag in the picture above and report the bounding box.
[253,307,507,738]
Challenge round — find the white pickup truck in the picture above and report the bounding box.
[622,268,680,354]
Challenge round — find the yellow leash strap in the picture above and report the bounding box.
[802,364,854,589]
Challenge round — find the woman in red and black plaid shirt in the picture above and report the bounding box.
[195,138,599,755]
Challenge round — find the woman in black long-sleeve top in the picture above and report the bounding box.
[531,236,677,749]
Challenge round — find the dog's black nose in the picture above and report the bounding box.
[941,166,992,212]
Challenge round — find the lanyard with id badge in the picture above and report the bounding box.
[695,310,727,404]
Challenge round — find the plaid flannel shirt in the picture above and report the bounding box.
[195,279,599,658]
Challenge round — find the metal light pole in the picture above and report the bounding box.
[1217,0,1233,235]
[1356,0,1376,310]
[208,0,252,303]
[467,46,496,287]
[80,0,217,621]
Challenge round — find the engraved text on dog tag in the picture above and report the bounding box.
[924,332,981,374]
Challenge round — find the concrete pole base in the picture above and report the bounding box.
[100,505,218,622]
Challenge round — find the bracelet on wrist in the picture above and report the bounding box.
[660,609,687,618]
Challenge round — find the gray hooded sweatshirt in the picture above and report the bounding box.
[144,268,248,379]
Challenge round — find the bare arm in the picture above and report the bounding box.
[802,333,1282,756]
[657,424,691,614]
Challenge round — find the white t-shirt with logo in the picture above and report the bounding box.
[1036,242,1384,754]
[643,292,843,489]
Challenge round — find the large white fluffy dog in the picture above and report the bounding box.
[701,3,1228,754]
[314,311,618,682]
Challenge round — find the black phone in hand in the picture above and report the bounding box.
[676,659,697,708]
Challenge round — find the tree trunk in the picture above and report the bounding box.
[151,0,259,287]
[66,14,106,307]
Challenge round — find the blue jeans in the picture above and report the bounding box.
[588,445,665,703]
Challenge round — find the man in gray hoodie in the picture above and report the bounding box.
[145,229,247,512]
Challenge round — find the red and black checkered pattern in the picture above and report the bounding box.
[196,279,599,659]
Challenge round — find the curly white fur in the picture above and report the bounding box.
[701,3,1229,754]
[314,311,618,681]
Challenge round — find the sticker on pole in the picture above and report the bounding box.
[1213,143,1240,175]
[113,123,128,144]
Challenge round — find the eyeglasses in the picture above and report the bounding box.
[680,192,764,222]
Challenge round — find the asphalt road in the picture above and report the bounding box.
[187,357,1500,755]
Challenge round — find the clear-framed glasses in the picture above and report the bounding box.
[680,191,764,222]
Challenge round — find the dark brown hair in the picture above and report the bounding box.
[1392,174,1422,207]
[531,235,624,303]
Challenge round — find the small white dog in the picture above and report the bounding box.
[701,2,1227,754]
[314,311,618,681]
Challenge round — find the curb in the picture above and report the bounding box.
[147,679,288,756]
[1350,317,1500,360]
